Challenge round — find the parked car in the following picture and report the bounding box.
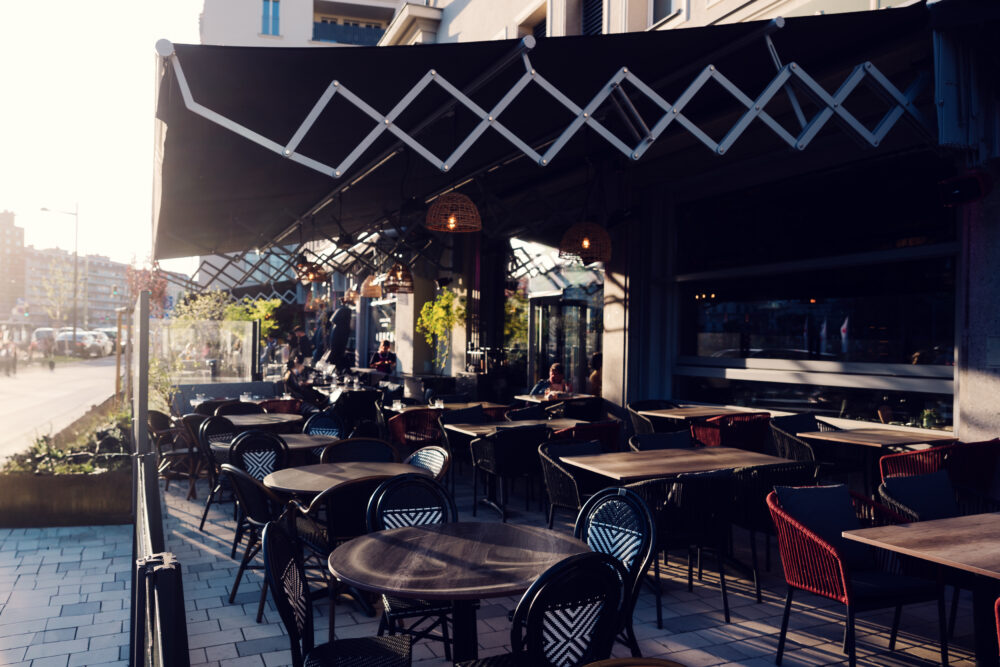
[29,328,55,357]
[54,331,104,358]
[87,331,114,356]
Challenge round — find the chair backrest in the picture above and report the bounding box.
[198,416,236,455]
[181,413,210,460]
[731,462,817,532]
[262,521,314,667]
[305,476,388,545]
[387,409,442,450]
[473,425,550,475]
[666,469,735,543]
[506,404,546,421]
[229,430,289,480]
[258,398,302,414]
[220,464,284,525]
[691,412,771,450]
[365,473,457,531]
[625,400,675,435]
[628,431,692,451]
[319,438,397,464]
[769,423,818,464]
[303,412,346,438]
[404,446,451,481]
[216,401,265,416]
[554,420,622,453]
[574,488,656,619]
[148,409,173,433]
[439,404,487,425]
[331,389,381,423]
[562,397,604,422]
[510,551,626,667]
[195,398,233,416]
[878,470,959,521]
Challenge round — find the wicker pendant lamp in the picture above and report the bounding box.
[383,262,414,294]
[360,274,383,298]
[558,221,612,264]
[426,192,481,232]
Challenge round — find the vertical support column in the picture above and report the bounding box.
[394,274,435,375]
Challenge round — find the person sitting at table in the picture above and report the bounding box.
[283,356,328,407]
[588,352,602,396]
[544,363,573,398]
[369,340,397,375]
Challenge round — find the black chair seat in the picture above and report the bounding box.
[304,635,411,666]
[456,655,516,667]
[850,570,938,607]
[295,516,329,555]
[383,594,452,615]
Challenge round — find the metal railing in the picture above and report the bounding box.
[129,291,190,667]
[312,21,384,46]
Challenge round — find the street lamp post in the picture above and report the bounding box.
[40,205,79,345]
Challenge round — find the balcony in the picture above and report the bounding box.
[312,21,384,45]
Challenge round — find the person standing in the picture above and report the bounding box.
[311,316,327,364]
[328,297,353,373]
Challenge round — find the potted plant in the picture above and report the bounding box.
[416,288,465,374]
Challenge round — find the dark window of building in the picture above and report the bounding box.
[532,17,547,40]
[582,0,603,35]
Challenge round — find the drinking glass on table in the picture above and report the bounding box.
[392,399,403,411]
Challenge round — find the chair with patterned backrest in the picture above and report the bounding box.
[767,485,947,667]
[506,404,546,421]
[574,487,656,657]
[625,400,678,435]
[538,440,604,528]
[731,462,816,603]
[331,390,385,438]
[229,431,289,481]
[470,424,550,522]
[195,415,235,531]
[553,420,622,453]
[258,398,302,414]
[404,446,451,482]
[219,464,287,623]
[690,412,771,451]
[303,412,347,438]
[149,409,197,499]
[319,438,397,464]
[387,409,442,457]
[262,521,412,667]
[455,551,626,667]
[628,431,693,452]
[216,401,265,416]
[195,398,234,416]
[365,474,458,659]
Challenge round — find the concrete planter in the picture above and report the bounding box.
[0,468,132,528]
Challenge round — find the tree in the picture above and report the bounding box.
[40,257,77,325]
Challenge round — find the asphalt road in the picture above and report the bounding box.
[0,355,119,462]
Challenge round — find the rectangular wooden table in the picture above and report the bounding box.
[637,406,756,420]
[797,427,957,449]
[514,393,593,404]
[843,512,1000,666]
[443,418,584,438]
[561,447,793,483]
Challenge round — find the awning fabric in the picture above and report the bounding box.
[153,4,933,261]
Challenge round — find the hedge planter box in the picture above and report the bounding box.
[0,469,132,527]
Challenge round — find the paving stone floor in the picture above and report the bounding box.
[0,524,132,666]
[163,472,979,667]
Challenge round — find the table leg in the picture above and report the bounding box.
[972,578,999,667]
[451,599,479,662]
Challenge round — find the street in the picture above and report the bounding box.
[0,355,118,462]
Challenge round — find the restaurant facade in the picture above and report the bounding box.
[152,0,999,437]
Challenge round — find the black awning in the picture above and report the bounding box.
[153,3,933,260]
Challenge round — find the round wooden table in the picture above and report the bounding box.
[328,522,588,662]
[227,413,303,429]
[210,433,339,464]
[263,462,428,495]
[584,660,687,667]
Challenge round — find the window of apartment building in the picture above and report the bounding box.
[652,0,673,22]
[262,0,280,36]
[582,0,603,35]
[532,17,547,40]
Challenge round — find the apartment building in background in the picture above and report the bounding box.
[23,247,129,328]
[0,211,26,322]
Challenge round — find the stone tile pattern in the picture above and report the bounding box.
[0,524,132,666]
[163,470,979,667]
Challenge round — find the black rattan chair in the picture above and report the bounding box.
[216,401,265,416]
[574,488,656,657]
[228,431,288,559]
[455,552,626,667]
[149,410,197,499]
[628,431,693,451]
[625,400,678,435]
[403,446,450,482]
[262,521,412,667]
[303,412,346,438]
[319,438,397,463]
[505,404,546,421]
[195,415,235,531]
[538,440,604,528]
[438,405,488,494]
[470,424,549,522]
[366,474,458,659]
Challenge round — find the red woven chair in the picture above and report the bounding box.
[553,420,622,453]
[387,409,443,457]
[258,398,302,414]
[880,439,1000,493]
[995,597,1000,657]
[483,406,508,421]
[767,488,948,666]
[690,412,771,451]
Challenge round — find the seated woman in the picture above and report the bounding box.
[283,356,328,407]
[369,340,398,375]
[544,362,573,399]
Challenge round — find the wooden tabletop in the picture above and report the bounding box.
[443,418,583,438]
[843,512,1000,580]
[583,659,688,667]
[562,447,793,483]
[797,427,957,448]
[228,413,303,428]
[328,522,588,600]
[263,462,428,495]
[388,402,510,414]
[637,406,752,420]
[210,433,338,459]
[515,393,593,404]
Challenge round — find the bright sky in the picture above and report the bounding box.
[0,0,203,274]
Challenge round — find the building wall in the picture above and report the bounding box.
[23,247,129,329]
[0,212,25,320]
[200,0,394,46]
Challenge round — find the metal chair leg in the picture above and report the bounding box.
[776,587,793,665]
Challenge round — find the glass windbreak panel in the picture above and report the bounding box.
[562,306,582,390]
[676,153,956,274]
[677,376,953,429]
[370,299,395,347]
[152,319,255,384]
[679,257,955,365]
